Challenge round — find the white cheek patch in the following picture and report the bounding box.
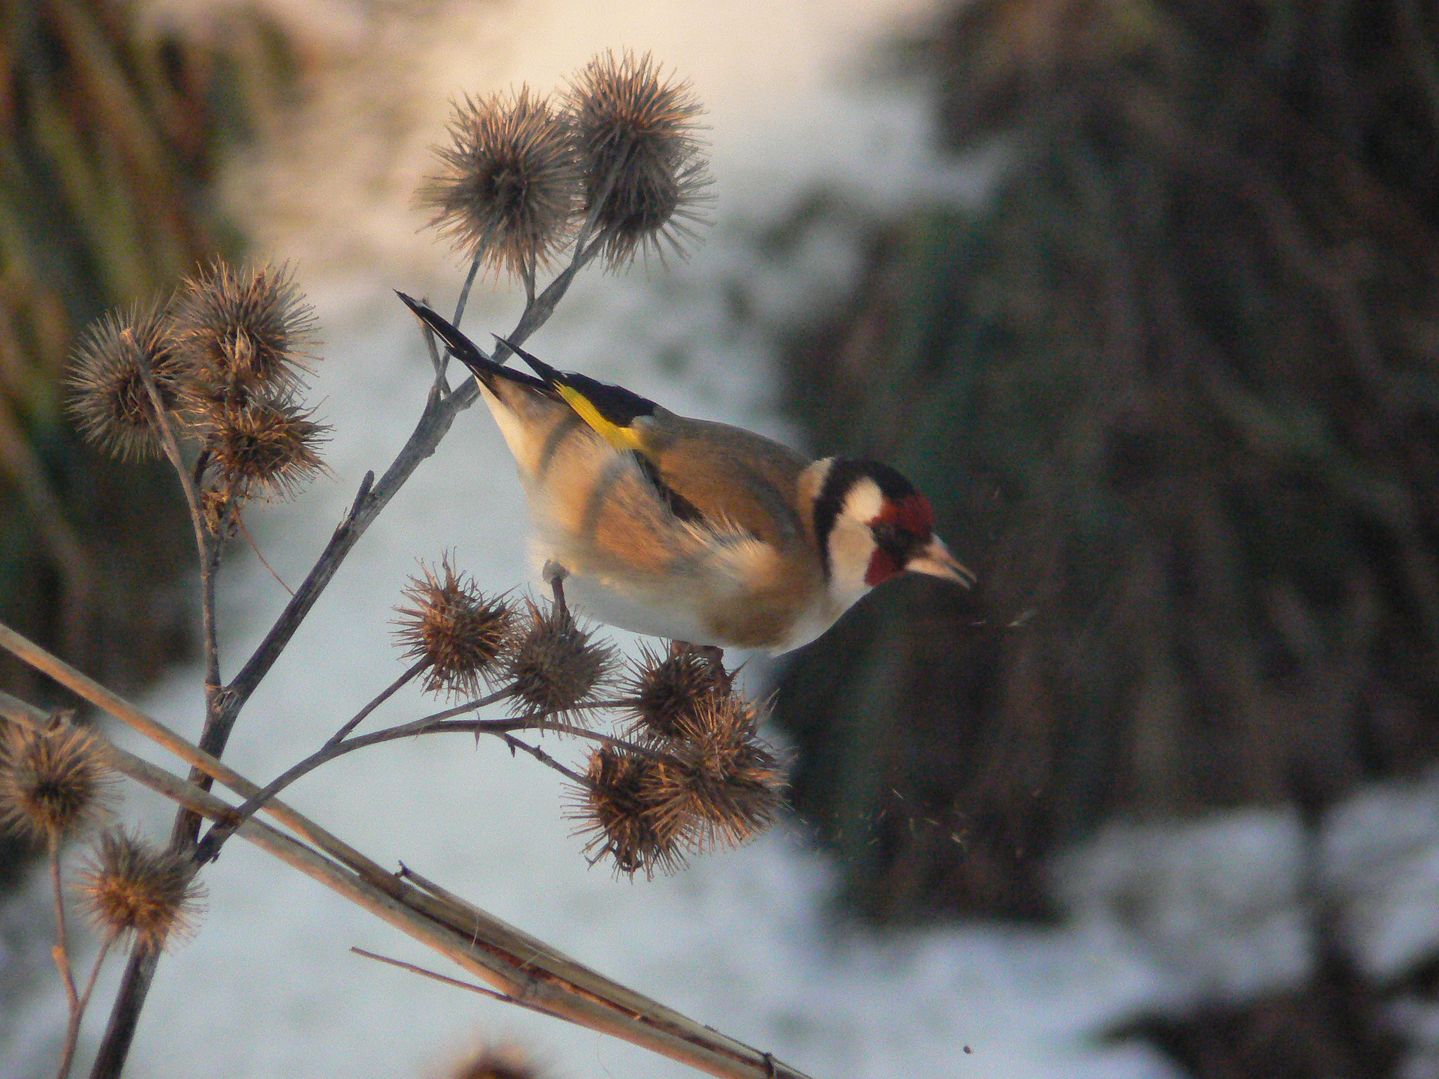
[826,520,875,604]
[826,478,886,606]
[841,478,884,525]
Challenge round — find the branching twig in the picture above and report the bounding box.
[211,234,609,763]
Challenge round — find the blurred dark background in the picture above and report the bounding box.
[3,2,1438,1076]
[774,1,1439,1075]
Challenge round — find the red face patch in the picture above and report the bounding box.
[865,547,901,586]
[874,493,934,537]
[864,494,934,587]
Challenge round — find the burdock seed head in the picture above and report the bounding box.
[77,828,205,948]
[394,556,516,698]
[0,718,114,845]
[622,642,727,742]
[170,260,317,404]
[502,599,615,719]
[66,301,188,461]
[564,49,712,265]
[200,394,329,502]
[568,746,688,878]
[660,693,784,850]
[419,87,578,277]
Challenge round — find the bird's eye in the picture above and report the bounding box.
[871,521,901,549]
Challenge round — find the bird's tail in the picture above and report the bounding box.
[395,292,547,391]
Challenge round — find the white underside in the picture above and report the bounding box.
[526,541,839,653]
[553,558,715,644]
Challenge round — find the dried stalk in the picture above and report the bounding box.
[0,633,398,894]
[0,681,814,1079]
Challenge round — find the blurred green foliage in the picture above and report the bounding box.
[776,0,1439,923]
[0,0,295,884]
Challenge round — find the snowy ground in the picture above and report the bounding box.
[5,2,1437,1077]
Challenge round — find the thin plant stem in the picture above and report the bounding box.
[506,240,603,350]
[0,644,400,895]
[203,227,602,762]
[351,946,562,1016]
[131,355,219,696]
[500,733,586,784]
[453,254,483,325]
[448,715,676,760]
[49,836,78,1008]
[575,159,621,252]
[409,688,513,725]
[417,316,446,384]
[328,660,428,744]
[75,938,115,1030]
[232,510,295,596]
[521,251,537,307]
[56,935,116,1079]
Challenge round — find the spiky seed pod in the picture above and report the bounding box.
[419,87,578,277]
[170,261,316,405]
[200,395,329,501]
[569,746,688,877]
[77,828,204,948]
[394,556,516,698]
[564,49,712,265]
[0,719,114,844]
[622,642,728,742]
[502,599,615,719]
[658,694,784,849]
[66,302,189,461]
[450,1044,547,1079]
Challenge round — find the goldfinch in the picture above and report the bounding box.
[398,293,974,653]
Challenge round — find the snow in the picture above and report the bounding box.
[1054,808,1314,1005]
[7,1,1439,1077]
[1323,768,1439,984]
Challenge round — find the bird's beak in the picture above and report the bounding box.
[904,536,977,589]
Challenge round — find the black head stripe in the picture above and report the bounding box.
[812,458,922,580]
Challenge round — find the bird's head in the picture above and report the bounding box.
[809,457,975,615]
